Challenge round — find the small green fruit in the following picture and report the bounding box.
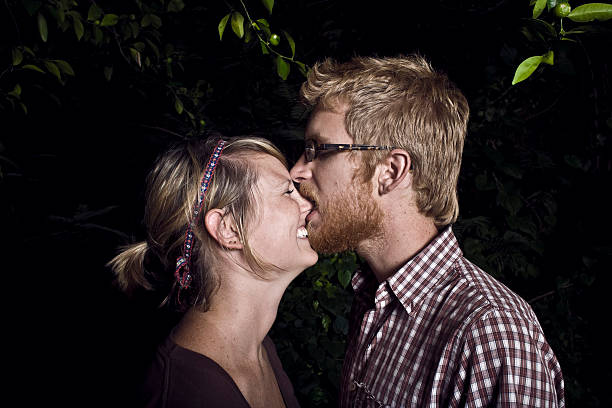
[269,33,280,46]
[554,2,572,18]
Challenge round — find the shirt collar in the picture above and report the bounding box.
[352,226,462,315]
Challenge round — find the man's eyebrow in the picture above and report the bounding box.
[305,132,320,142]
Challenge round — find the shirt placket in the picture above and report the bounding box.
[349,283,396,406]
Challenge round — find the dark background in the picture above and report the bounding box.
[2,0,611,406]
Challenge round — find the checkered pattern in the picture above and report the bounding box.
[340,227,565,407]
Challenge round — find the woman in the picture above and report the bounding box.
[109,136,317,407]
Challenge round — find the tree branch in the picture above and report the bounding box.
[528,282,573,304]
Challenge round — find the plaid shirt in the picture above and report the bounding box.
[340,227,565,407]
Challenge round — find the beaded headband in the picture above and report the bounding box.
[175,139,226,290]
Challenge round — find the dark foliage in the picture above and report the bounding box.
[2,0,611,406]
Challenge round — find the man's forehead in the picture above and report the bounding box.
[306,108,351,143]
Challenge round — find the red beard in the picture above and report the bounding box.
[299,181,384,254]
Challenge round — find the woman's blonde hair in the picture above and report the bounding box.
[108,136,287,311]
[301,55,469,227]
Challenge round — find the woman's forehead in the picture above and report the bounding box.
[253,154,291,187]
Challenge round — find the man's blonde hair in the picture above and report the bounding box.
[301,55,469,227]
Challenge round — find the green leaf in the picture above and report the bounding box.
[44,60,62,81]
[256,18,270,28]
[23,46,35,57]
[12,48,24,66]
[37,13,48,42]
[563,28,587,34]
[22,64,45,74]
[260,40,269,54]
[541,50,554,65]
[512,55,544,85]
[149,14,162,28]
[54,60,75,76]
[141,14,152,27]
[174,97,184,114]
[133,41,146,52]
[261,0,274,14]
[93,25,103,45]
[8,84,22,98]
[533,0,547,18]
[547,0,558,10]
[218,13,230,40]
[73,17,84,40]
[321,314,331,331]
[145,39,160,59]
[295,60,308,77]
[497,190,523,215]
[167,0,185,12]
[333,316,349,335]
[87,4,103,21]
[256,18,271,37]
[128,21,139,38]
[22,0,42,16]
[338,269,351,289]
[231,12,244,38]
[100,14,119,27]
[282,30,296,58]
[568,3,612,22]
[276,56,290,80]
[529,18,558,37]
[104,66,113,82]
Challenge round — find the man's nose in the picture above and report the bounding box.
[290,153,312,183]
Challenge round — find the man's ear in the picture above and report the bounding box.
[377,149,412,195]
[204,209,243,250]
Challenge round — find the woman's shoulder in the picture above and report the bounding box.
[141,336,250,408]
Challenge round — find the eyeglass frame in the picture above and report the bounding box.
[304,139,396,162]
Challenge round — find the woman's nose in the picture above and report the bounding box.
[295,189,313,213]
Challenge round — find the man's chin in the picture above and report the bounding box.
[306,219,354,254]
[304,182,384,254]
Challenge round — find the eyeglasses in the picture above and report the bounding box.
[304,139,395,162]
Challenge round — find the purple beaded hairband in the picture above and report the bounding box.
[175,139,226,290]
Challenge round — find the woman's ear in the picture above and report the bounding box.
[377,149,412,195]
[204,209,243,250]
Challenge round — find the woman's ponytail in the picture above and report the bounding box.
[107,241,151,291]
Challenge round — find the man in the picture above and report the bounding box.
[290,55,565,407]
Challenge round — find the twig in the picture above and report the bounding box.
[138,124,186,139]
[524,88,566,121]
[528,282,573,304]
[4,0,21,41]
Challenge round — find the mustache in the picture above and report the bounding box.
[297,182,320,208]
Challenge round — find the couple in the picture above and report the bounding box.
[110,55,565,407]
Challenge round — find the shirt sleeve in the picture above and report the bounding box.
[454,308,565,407]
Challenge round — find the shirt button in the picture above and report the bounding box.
[349,383,356,391]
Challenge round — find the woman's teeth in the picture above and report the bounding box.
[297,226,308,238]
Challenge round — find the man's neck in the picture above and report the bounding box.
[357,211,438,283]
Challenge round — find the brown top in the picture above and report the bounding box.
[141,335,300,408]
